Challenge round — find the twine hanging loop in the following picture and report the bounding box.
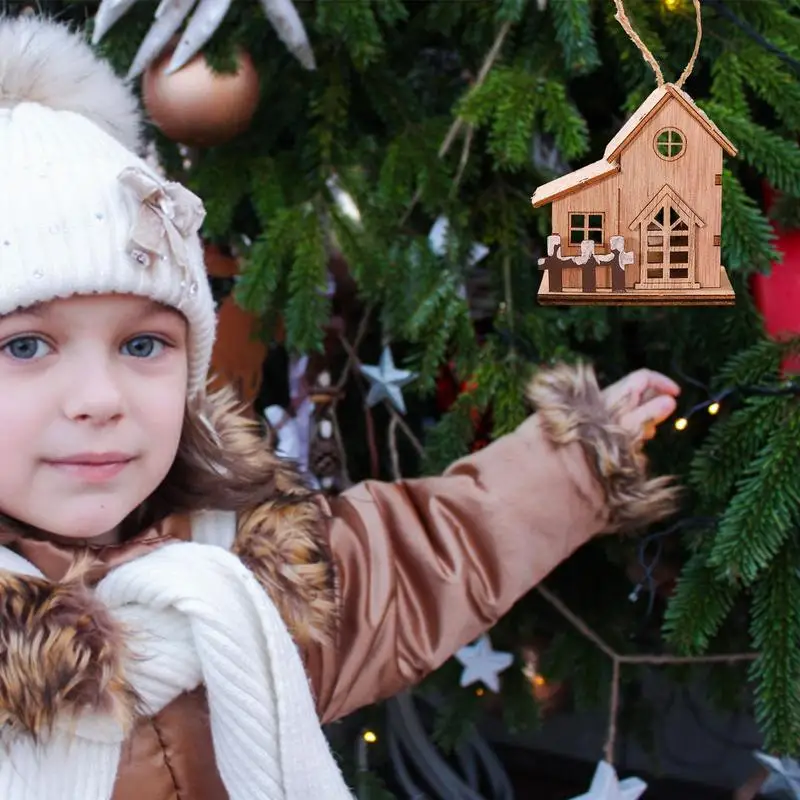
[613,0,702,90]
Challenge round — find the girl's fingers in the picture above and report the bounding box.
[604,370,681,413]
[601,370,682,440]
[623,394,678,439]
[643,371,681,397]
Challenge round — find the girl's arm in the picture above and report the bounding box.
[299,362,679,723]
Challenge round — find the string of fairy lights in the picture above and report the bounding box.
[671,380,800,431]
[658,0,800,75]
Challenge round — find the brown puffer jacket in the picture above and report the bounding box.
[0,364,678,799]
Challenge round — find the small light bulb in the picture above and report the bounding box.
[533,674,546,687]
[674,417,688,431]
[476,687,485,697]
[662,0,682,10]
[708,402,720,415]
[363,730,377,744]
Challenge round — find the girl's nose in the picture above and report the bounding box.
[61,362,125,425]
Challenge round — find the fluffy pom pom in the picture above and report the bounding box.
[0,15,142,153]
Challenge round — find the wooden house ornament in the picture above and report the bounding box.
[532,83,737,306]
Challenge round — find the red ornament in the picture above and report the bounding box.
[751,184,800,373]
[435,362,493,452]
[435,362,462,414]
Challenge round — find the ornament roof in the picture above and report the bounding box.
[604,83,737,162]
[530,159,620,208]
[531,83,738,209]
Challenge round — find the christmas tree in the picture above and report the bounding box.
[49,0,800,793]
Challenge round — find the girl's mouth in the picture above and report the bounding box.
[44,454,135,482]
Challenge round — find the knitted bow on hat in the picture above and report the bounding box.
[118,166,206,275]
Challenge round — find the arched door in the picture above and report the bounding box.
[630,186,702,289]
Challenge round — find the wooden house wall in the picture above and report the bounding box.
[548,98,724,291]
[550,174,621,290]
[618,99,723,288]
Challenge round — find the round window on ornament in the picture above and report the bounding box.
[655,128,685,161]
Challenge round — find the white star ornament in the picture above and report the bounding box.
[569,760,647,800]
[358,347,416,415]
[755,751,800,797]
[454,634,513,693]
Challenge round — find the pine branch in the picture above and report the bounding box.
[749,541,800,755]
[662,546,740,656]
[537,78,591,161]
[234,235,280,319]
[517,306,609,363]
[720,168,780,273]
[234,207,300,316]
[712,337,787,389]
[284,206,330,353]
[704,0,800,77]
[689,395,795,508]
[374,0,408,26]
[458,68,589,175]
[496,0,529,24]
[709,53,751,120]
[421,335,524,472]
[488,358,528,437]
[308,66,351,168]
[187,150,250,238]
[737,44,800,130]
[550,0,600,75]
[314,0,385,70]
[405,278,469,393]
[376,120,451,214]
[706,103,800,198]
[706,407,800,586]
[431,689,482,753]
[475,69,539,171]
[360,64,423,130]
[421,396,480,475]
[248,156,287,228]
[542,629,612,712]
[418,0,467,35]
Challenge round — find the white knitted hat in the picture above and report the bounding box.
[0,16,216,399]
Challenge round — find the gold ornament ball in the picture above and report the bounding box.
[142,46,260,147]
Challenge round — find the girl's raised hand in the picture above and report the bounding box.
[602,369,681,442]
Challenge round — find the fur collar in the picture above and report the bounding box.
[206,388,338,649]
[0,395,337,740]
[0,560,139,741]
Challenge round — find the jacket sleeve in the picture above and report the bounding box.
[303,363,679,724]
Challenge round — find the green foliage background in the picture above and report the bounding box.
[67,0,800,774]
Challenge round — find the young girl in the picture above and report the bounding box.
[0,15,681,800]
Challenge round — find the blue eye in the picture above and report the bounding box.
[2,336,51,360]
[122,336,166,358]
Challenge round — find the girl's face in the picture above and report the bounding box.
[0,294,188,541]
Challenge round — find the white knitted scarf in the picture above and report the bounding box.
[0,529,354,800]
